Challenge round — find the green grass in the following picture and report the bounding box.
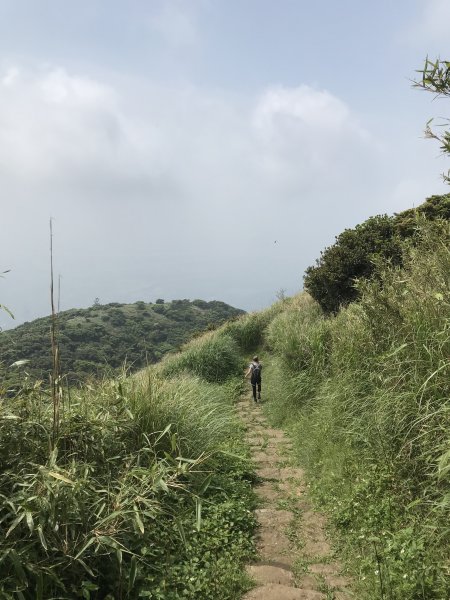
[0,301,290,598]
[160,332,242,383]
[0,321,259,599]
[262,224,450,599]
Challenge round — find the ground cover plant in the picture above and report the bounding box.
[262,220,450,599]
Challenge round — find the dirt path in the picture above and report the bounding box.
[236,397,353,600]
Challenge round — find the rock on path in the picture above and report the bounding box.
[237,397,353,600]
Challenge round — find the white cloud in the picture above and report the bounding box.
[401,0,450,47]
[0,63,429,329]
[2,66,19,87]
[148,1,199,47]
[250,85,377,198]
[253,86,354,134]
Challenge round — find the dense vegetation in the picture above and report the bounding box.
[304,194,450,313]
[262,218,450,598]
[0,299,244,385]
[0,306,284,599]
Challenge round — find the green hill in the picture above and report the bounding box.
[0,299,244,384]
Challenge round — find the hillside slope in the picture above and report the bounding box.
[261,222,450,598]
[0,299,244,383]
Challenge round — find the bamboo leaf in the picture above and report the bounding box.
[75,537,97,560]
[9,549,27,583]
[36,525,48,550]
[195,498,202,532]
[47,471,75,485]
[6,512,25,537]
[155,423,172,445]
[134,506,145,534]
[77,558,96,577]
[36,572,44,600]
[175,518,187,546]
[25,511,34,534]
[199,473,213,495]
[128,555,138,593]
[10,359,30,367]
[154,477,169,493]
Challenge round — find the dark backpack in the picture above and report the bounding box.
[251,362,261,381]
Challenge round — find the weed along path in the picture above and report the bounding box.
[236,396,353,600]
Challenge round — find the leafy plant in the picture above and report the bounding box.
[304,196,450,314]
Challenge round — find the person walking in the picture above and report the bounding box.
[245,356,262,402]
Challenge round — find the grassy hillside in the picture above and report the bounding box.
[0,299,244,385]
[261,220,450,599]
[0,306,283,599]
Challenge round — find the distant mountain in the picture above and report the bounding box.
[0,299,245,385]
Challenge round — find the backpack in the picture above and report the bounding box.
[251,362,261,380]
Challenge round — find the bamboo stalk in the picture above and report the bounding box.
[50,218,60,444]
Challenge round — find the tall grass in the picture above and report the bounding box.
[0,268,292,598]
[221,302,285,354]
[0,323,256,598]
[160,332,242,383]
[264,223,450,599]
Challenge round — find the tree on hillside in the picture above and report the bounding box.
[415,57,450,183]
[304,195,450,314]
[304,215,402,314]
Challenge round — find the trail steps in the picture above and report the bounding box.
[237,397,353,600]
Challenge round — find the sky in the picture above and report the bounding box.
[1,0,449,329]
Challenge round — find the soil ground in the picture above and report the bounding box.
[236,396,354,600]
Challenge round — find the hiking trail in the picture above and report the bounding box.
[236,396,353,600]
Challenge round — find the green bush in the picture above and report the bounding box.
[304,195,450,314]
[266,293,328,375]
[0,366,255,599]
[162,333,241,383]
[304,214,402,314]
[221,303,284,353]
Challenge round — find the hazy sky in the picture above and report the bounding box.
[1,0,449,329]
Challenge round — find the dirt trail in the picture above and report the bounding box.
[236,397,353,600]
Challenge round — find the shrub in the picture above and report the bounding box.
[0,368,255,599]
[221,303,284,354]
[162,333,241,383]
[304,195,450,314]
[304,214,402,313]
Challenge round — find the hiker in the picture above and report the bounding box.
[245,356,262,402]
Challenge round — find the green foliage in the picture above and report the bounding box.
[266,294,328,375]
[304,195,450,314]
[0,299,244,385]
[0,344,255,598]
[161,333,242,383]
[415,57,450,183]
[264,222,450,598]
[221,303,285,353]
[304,215,402,313]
